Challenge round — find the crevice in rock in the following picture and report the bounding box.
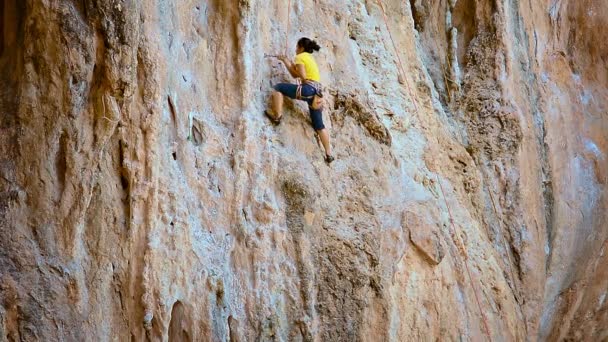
[451,0,478,67]
[70,0,88,22]
[116,136,131,232]
[118,139,129,191]
[0,0,16,59]
[190,118,205,146]
[167,96,177,127]
[168,301,190,342]
[0,0,5,57]
[540,123,555,271]
[228,315,239,342]
[167,95,179,162]
[119,173,129,191]
[55,132,68,202]
[0,0,24,65]
[409,0,427,32]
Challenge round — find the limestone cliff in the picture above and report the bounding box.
[0,0,606,341]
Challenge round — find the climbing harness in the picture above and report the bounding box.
[375,0,492,339]
[295,79,324,110]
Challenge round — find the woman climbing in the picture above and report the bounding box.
[265,37,334,164]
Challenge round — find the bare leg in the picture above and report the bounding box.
[270,91,284,119]
[316,128,331,156]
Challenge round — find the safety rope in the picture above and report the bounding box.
[488,182,530,335]
[488,189,518,292]
[375,0,419,112]
[436,174,492,340]
[426,9,490,337]
[374,0,492,338]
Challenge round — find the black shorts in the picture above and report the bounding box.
[274,83,325,130]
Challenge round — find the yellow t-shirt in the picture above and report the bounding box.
[294,52,321,82]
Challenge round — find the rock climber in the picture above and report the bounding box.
[265,37,334,164]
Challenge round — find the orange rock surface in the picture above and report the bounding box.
[0,0,606,340]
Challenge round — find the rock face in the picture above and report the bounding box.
[0,0,606,340]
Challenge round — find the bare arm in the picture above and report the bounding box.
[295,64,307,80]
[285,61,299,78]
[279,56,307,79]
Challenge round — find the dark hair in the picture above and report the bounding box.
[297,37,321,53]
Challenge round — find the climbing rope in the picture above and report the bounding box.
[375,0,419,112]
[487,181,530,335]
[487,189,518,292]
[375,0,492,338]
[437,174,492,340]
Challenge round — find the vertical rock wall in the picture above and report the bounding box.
[0,0,606,340]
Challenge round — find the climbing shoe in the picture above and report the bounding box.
[324,155,335,164]
[264,110,282,125]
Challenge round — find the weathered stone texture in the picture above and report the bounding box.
[0,0,606,340]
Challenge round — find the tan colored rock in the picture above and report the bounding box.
[404,211,445,265]
[0,0,606,340]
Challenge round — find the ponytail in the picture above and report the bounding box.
[297,37,321,53]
